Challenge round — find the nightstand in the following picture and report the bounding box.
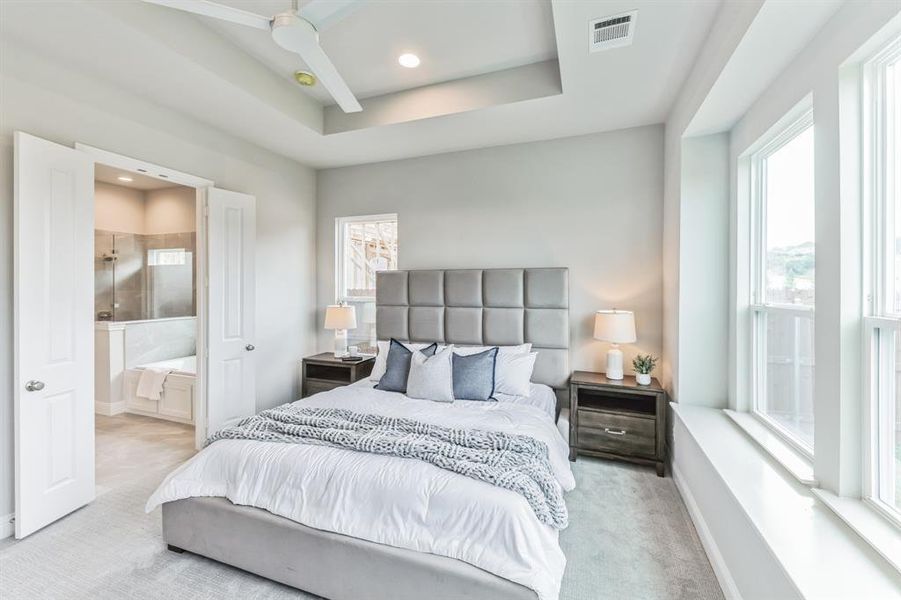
[569,371,667,477]
[301,353,375,398]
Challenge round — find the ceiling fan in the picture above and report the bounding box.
[143,0,363,113]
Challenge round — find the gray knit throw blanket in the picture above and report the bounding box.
[206,404,568,529]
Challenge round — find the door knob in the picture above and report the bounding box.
[245,344,255,351]
[25,380,45,392]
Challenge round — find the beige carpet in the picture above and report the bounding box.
[0,415,723,600]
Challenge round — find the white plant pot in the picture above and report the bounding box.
[636,373,652,385]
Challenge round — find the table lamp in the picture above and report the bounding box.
[594,309,636,380]
[324,304,357,358]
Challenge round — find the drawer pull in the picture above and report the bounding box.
[604,427,627,436]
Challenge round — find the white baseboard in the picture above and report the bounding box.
[0,513,14,539]
[94,400,126,416]
[672,461,743,600]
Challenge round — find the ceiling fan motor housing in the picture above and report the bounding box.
[271,12,319,53]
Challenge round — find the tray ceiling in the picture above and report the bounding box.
[0,0,722,168]
[203,0,558,104]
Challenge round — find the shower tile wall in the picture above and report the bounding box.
[95,229,196,321]
[114,232,147,322]
[145,232,196,319]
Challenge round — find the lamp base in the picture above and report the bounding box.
[333,329,348,358]
[605,345,624,380]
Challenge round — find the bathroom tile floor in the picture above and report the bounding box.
[95,413,196,493]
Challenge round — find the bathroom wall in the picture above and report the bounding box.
[145,186,195,234]
[94,181,144,233]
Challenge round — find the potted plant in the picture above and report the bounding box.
[632,354,657,385]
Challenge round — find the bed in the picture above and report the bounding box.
[149,268,572,600]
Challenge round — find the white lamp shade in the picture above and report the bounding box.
[594,310,636,344]
[324,305,357,330]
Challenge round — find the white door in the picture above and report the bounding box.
[14,132,95,538]
[206,188,256,434]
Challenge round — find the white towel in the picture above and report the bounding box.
[136,367,173,400]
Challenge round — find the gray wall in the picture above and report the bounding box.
[317,125,664,374]
[0,55,318,523]
[677,133,730,408]
[661,1,763,401]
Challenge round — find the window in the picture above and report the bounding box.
[147,248,187,266]
[863,35,901,524]
[749,108,816,454]
[335,214,398,353]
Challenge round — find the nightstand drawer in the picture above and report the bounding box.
[303,380,344,397]
[578,411,655,457]
[305,363,353,383]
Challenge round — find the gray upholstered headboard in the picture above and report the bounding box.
[375,268,570,409]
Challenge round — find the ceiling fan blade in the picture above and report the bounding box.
[298,0,362,31]
[142,0,271,31]
[296,42,362,113]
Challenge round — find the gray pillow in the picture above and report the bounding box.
[452,347,498,401]
[406,345,455,403]
[375,339,437,393]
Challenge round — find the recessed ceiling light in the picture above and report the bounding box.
[398,53,420,68]
[117,176,133,183]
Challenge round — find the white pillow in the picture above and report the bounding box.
[406,345,455,402]
[451,343,531,357]
[494,351,538,397]
[445,344,534,395]
[370,340,437,381]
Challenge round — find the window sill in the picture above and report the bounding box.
[723,409,818,486]
[811,489,901,575]
[673,404,901,598]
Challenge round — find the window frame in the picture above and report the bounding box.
[748,107,816,458]
[861,35,901,528]
[147,247,188,266]
[334,212,398,304]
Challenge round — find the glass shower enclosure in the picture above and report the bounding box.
[95,229,196,322]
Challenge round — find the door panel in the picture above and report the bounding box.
[14,132,94,538]
[206,188,256,434]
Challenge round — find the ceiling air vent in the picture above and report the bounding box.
[589,10,637,53]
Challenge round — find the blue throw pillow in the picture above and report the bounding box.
[452,347,498,401]
[376,339,437,393]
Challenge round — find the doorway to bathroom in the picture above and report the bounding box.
[92,164,199,493]
[13,133,258,539]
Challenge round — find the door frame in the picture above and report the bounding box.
[75,143,213,449]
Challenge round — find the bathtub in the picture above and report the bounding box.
[137,355,196,375]
[124,355,197,424]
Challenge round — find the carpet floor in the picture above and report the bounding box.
[0,416,723,600]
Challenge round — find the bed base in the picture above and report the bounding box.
[162,497,538,600]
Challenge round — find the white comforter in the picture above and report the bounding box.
[147,384,575,600]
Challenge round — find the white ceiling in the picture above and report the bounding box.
[686,0,844,136]
[94,163,187,191]
[0,0,722,168]
[203,0,558,104]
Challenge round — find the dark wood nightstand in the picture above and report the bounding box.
[301,353,375,398]
[569,371,667,477]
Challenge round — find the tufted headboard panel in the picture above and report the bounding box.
[375,268,570,408]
